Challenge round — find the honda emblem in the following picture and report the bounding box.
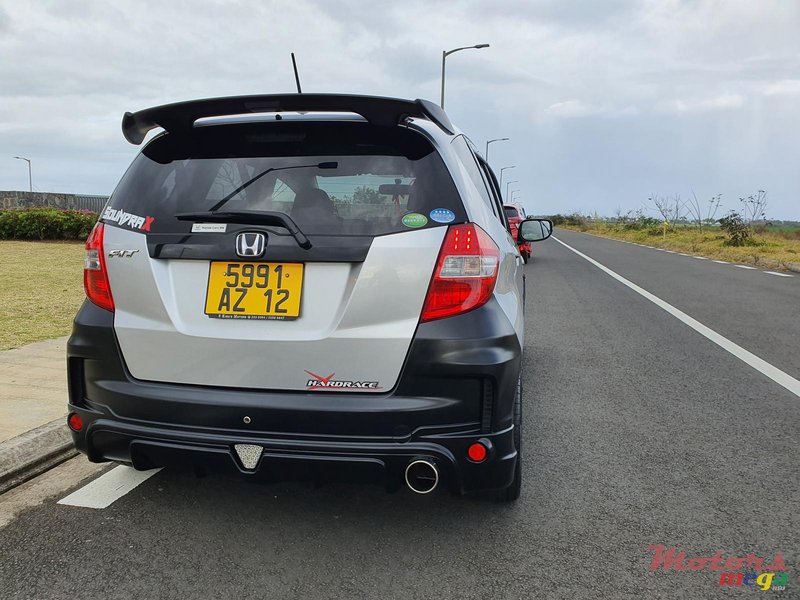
[235,232,266,258]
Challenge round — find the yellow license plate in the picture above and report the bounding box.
[205,261,304,320]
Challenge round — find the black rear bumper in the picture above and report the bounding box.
[67,299,521,494]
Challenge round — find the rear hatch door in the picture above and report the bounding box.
[102,121,465,392]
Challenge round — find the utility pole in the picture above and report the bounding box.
[13,156,32,192]
[440,44,490,108]
[485,137,509,163]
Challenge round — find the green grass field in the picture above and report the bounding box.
[0,240,85,350]
[561,224,800,270]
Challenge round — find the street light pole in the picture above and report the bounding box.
[485,137,509,163]
[13,156,32,192]
[440,43,490,108]
[499,165,516,191]
[506,180,518,201]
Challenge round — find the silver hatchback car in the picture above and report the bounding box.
[67,94,552,501]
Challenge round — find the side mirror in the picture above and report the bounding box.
[518,218,553,242]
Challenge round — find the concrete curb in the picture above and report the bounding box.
[0,418,78,495]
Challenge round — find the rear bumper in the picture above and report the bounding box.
[67,299,522,494]
[70,413,517,493]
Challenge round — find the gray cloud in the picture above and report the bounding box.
[0,0,798,217]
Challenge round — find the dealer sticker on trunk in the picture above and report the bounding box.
[192,223,227,233]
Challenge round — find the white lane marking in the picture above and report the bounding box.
[553,237,800,399]
[765,271,793,278]
[58,466,162,509]
[664,250,677,254]
[735,265,757,270]
[678,253,689,256]
[693,256,709,260]
[713,260,729,264]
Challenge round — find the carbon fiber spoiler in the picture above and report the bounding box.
[121,93,454,145]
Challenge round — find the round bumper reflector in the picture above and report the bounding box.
[467,442,487,462]
[68,413,83,432]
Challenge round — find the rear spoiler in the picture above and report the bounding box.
[121,93,455,145]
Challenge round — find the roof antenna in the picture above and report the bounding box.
[291,52,302,93]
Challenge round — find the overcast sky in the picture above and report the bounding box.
[1,0,798,218]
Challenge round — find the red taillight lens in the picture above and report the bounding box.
[420,223,500,322]
[84,223,114,312]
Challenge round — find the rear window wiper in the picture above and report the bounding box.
[208,161,337,212]
[178,161,338,250]
[176,210,312,249]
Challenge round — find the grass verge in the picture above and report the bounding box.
[561,224,800,270]
[0,241,85,350]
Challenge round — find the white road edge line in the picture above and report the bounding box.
[765,271,793,278]
[58,465,162,509]
[553,236,800,399]
[712,260,729,264]
[693,256,709,260]
[735,265,757,270]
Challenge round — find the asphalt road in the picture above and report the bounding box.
[1,230,797,599]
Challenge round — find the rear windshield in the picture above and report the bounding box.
[105,122,466,236]
[504,206,519,219]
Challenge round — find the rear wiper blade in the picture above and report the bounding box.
[208,161,337,212]
[176,210,312,249]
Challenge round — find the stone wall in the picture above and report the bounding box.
[0,191,108,213]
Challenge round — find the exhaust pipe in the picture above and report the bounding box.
[405,459,439,494]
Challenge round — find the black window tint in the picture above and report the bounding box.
[476,154,507,226]
[105,122,467,236]
[504,206,519,219]
[450,136,498,217]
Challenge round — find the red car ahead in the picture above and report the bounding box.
[504,203,532,263]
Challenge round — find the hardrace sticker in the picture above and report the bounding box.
[429,208,456,223]
[103,207,154,232]
[304,370,381,390]
[401,213,428,228]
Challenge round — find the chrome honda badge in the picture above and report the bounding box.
[235,232,265,258]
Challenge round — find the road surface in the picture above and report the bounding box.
[1,229,797,599]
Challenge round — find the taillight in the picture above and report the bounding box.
[84,223,114,312]
[420,223,500,322]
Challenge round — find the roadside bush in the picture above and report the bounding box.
[0,208,98,241]
[623,213,661,231]
[718,211,755,247]
[547,213,586,227]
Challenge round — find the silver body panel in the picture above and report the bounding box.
[105,225,445,391]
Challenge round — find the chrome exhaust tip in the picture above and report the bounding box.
[405,459,439,494]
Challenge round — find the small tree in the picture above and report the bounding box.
[718,211,752,246]
[739,190,768,224]
[647,194,687,229]
[685,191,722,231]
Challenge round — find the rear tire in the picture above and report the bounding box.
[521,250,530,264]
[495,377,522,502]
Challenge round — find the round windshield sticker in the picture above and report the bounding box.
[402,213,428,228]
[429,208,456,223]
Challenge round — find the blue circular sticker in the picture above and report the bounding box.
[429,208,456,224]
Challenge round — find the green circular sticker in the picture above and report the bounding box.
[402,213,428,228]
